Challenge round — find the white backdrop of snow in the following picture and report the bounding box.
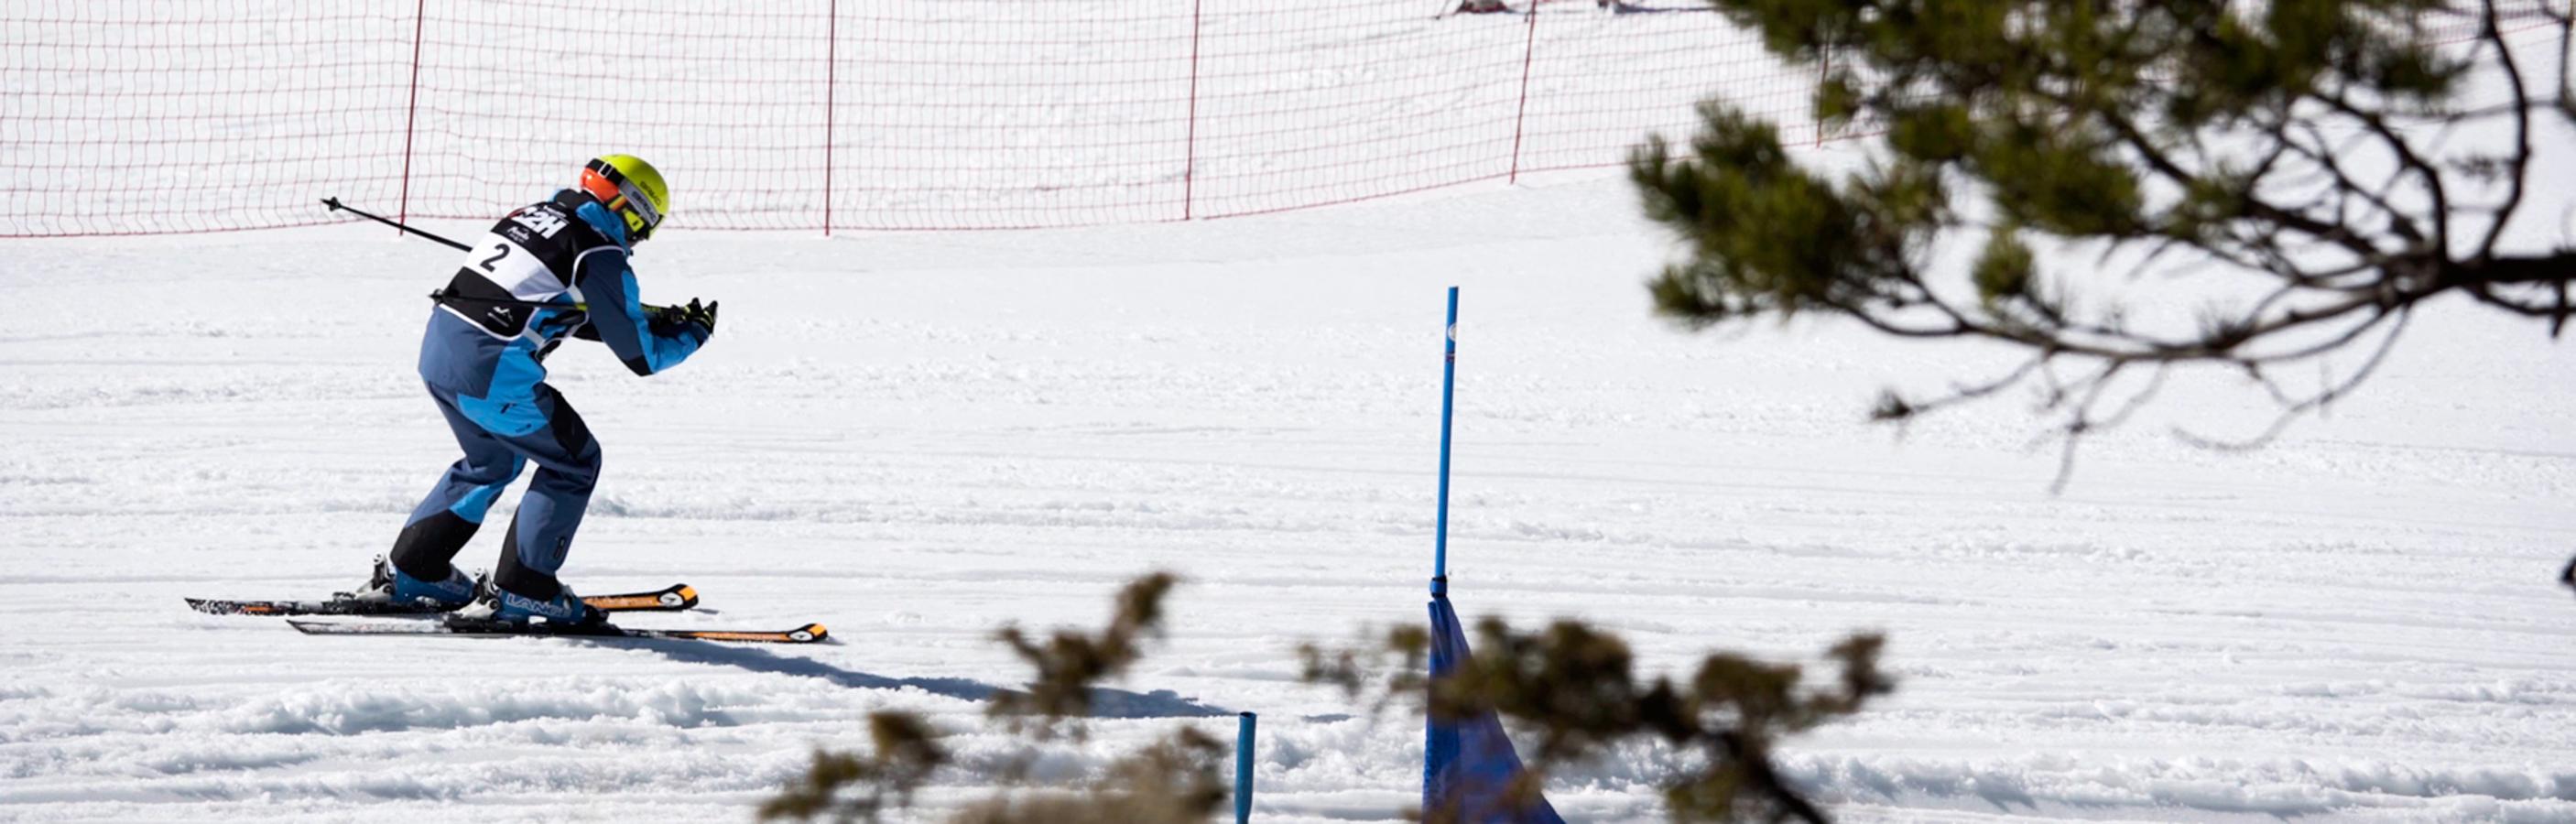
[4,170,2572,821]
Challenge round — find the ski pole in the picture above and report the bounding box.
[321,197,470,252]
[319,199,563,309]
[330,196,685,319]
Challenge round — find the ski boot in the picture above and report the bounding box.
[455,580,604,626]
[344,555,478,611]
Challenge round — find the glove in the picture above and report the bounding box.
[676,298,718,337]
[639,299,716,339]
[643,304,679,337]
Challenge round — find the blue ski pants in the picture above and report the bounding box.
[387,381,601,599]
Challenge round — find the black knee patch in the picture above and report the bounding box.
[388,511,479,581]
[541,388,598,461]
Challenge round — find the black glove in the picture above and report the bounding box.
[676,298,718,337]
[642,303,687,337]
[640,299,716,339]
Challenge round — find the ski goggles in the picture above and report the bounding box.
[582,158,664,241]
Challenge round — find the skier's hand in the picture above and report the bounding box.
[642,303,690,337]
[677,298,718,338]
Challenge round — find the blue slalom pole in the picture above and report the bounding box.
[1235,711,1258,823]
[1433,287,1458,598]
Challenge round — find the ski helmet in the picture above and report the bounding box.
[579,155,669,242]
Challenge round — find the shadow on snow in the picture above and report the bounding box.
[606,637,1234,719]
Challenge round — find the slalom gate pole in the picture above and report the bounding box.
[321,197,470,252]
[1234,711,1258,823]
[1433,287,1459,597]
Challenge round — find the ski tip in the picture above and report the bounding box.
[185,598,282,616]
[672,623,828,644]
[579,583,700,613]
[673,623,828,644]
[757,623,829,644]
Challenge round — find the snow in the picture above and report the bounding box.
[3,172,2572,822]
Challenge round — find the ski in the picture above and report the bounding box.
[187,583,699,617]
[287,617,828,645]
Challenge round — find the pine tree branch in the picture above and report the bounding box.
[2460,250,2576,285]
[2473,0,2538,263]
[1714,732,1829,824]
[2173,307,2414,451]
[2283,119,2425,246]
[2315,91,2452,256]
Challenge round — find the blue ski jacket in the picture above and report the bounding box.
[417,190,705,437]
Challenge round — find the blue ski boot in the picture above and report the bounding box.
[456,580,603,626]
[347,556,477,610]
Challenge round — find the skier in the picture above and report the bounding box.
[353,155,716,624]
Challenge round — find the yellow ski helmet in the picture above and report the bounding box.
[579,155,669,242]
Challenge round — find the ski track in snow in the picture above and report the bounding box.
[2,176,2573,822]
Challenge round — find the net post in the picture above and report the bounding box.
[823,0,839,236]
[1185,0,1205,221]
[1508,4,1538,184]
[397,0,429,236]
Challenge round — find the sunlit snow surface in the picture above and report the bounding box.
[3,176,2572,821]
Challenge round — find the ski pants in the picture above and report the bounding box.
[387,381,601,600]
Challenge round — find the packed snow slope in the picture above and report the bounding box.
[4,175,2575,822]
